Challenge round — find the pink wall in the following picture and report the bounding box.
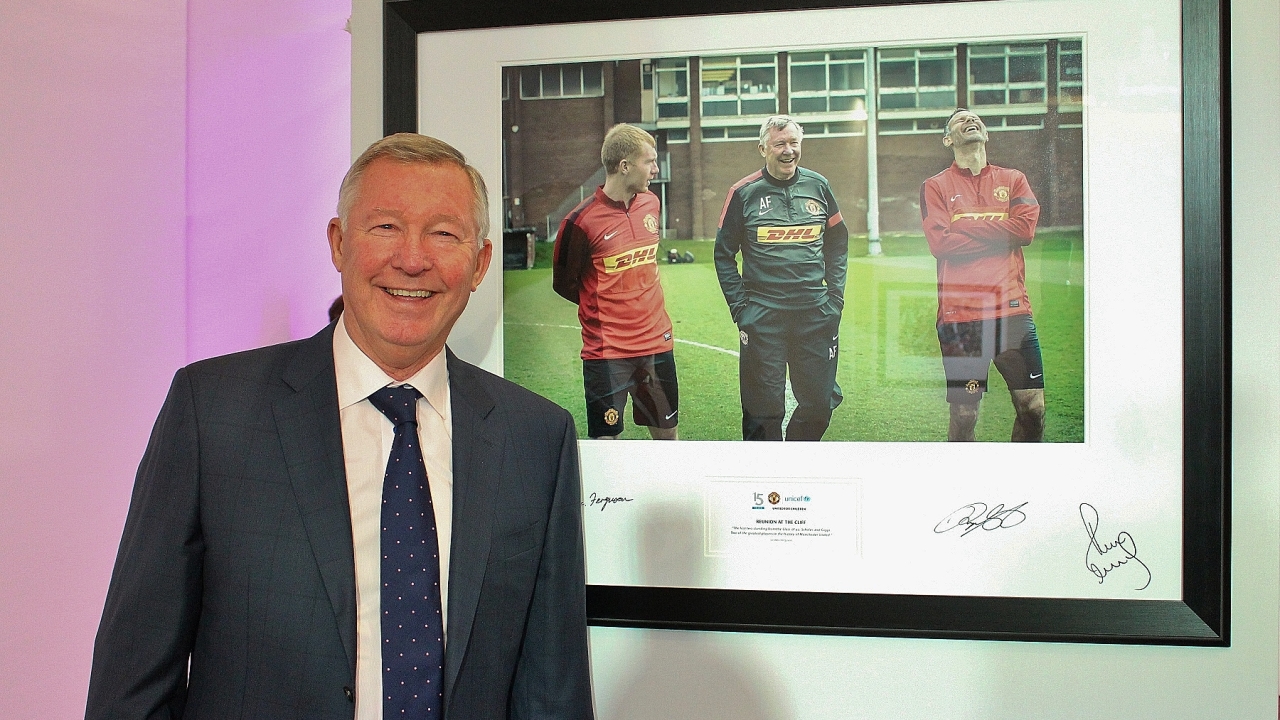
[0,2,349,716]
[187,0,349,360]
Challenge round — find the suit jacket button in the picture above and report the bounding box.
[343,686,354,702]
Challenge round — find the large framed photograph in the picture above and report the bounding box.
[383,0,1227,644]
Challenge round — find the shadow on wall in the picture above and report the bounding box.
[601,502,794,720]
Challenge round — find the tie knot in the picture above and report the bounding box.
[368,385,422,427]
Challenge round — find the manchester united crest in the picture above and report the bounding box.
[604,408,620,426]
[804,199,822,215]
[768,492,781,505]
[993,186,1010,203]
[643,213,659,235]
[966,379,981,394]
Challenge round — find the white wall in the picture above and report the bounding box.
[351,0,1279,716]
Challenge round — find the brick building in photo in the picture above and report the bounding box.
[501,39,1084,245]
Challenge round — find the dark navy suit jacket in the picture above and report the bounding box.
[86,324,593,719]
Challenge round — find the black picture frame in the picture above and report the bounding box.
[382,0,1229,645]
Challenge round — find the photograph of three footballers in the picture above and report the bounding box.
[501,42,1084,443]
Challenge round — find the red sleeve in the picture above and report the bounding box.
[950,173,1039,246]
[551,217,590,304]
[921,179,999,259]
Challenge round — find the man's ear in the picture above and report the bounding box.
[327,218,345,271]
[471,239,493,291]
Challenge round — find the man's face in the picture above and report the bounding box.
[620,143,659,196]
[328,157,492,378]
[759,124,802,180]
[944,110,989,149]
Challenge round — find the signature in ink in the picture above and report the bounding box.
[586,493,634,512]
[1079,503,1152,590]
[933,502,1028,536]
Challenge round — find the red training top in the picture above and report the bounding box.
[552,187,674,360]
[920,162,1041,323]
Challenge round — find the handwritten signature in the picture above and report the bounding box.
[1080,503,1152,590]
[586,493,634,512]
[933,502,1028,536]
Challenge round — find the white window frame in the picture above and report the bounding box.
[788,49,869,125]
[654,57,690,119]
[968,43,1049,112]
[700,54,778,119]
[698,124,768,143]
[876,46,957,134]
[518,63,605,100]
[1057,39,1084,128]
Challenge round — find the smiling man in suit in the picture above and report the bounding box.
[86,134,593,719]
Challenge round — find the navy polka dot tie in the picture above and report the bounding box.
[368,385,444,720]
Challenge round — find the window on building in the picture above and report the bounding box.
[876,46,956,134]
[664,128,689,143]
[966,114,1046,131]
[878,46,956,111]
[801,121,863,137]
[655,58,689,118]
[701,125,765,142]
[519,63,604,99]
[1058,39,1083,105]
[877,117,949,135]
[965,43,1050,130]
[701,54,778,118]
[969,43,1047,107]
[789,49,868,118]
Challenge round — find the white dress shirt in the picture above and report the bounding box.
[333,316,453,720]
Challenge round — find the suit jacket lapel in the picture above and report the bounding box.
[443,350,500,696]
[274,324,357,675]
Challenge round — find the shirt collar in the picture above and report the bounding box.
[762,167,800,187]
[333,314,451,433]
[949,161,991,178]
[595,184,643,211]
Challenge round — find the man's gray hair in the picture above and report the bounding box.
[758,115,804,145]
[337,133,490,242]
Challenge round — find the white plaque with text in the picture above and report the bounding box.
[705,478,860,561]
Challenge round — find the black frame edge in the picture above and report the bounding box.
[1180,0,1231,645]
[384,2,418,135]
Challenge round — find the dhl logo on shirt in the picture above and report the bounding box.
[756,225,822,243]
[952,211,1009,222]
[602,243,659,273]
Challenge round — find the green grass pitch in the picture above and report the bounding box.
[502,230,1084,442]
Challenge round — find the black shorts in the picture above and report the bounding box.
[937,314,1044,403]
[582,351,679,438]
